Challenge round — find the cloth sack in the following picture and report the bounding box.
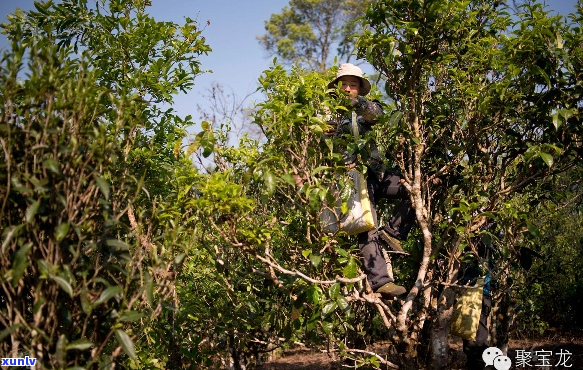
[450,278,485,341]
[320,112,376,235]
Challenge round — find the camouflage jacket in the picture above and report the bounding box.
[329,96,387,181]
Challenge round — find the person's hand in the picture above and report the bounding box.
[324,120,337,136]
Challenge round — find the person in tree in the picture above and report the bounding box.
[457,228,497,370]
[326,63,416,298]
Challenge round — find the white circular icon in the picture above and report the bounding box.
[493,355,512,370]
[482,347,512,369]
[482,347,503,365]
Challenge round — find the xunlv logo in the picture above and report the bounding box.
[1,356,37,366]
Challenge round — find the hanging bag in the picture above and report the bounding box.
[320,112,376,235]
[450,278,485,341]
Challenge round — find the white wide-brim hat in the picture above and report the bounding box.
[327,63,371,96]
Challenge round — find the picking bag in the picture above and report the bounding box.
[450,279,485,341]
[320,112,376,235]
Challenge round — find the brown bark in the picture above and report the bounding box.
[429,287,456,369]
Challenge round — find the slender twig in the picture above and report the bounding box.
[255,254,366,285]
[344,348,399,369]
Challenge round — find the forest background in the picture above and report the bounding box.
[1,0,582,369]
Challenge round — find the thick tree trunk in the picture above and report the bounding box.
[429,287,456,369]
[229,333,247,370]
[491,276,514,354]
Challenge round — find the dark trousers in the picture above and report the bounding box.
[463,294,492,370]
[357,172,415,290]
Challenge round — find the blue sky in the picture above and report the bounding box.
[145,0,292,118]
[0,0,581,123]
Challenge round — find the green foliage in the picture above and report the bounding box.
[3,0,211,207]
[0,0,210,368]
[174,65,390,367]
[513,168,583,335]
[355,0,582,366]
[258,0,371,70]
[1,39,139,368]
[3,0,211,104]
[360,0,581,256]
[190,2,582,366]
[2,0,582,369]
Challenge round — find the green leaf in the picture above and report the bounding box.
[37,259,51,277]
[95,176,110,200]
[55,223,70,242]
[66,338,94,351]
[186,133,202,156]
[115,329,136,359]
[94,286,122,306]
[145,273,154,307]
[558,108,576,121]
[335,247,349,258]
[337,296,350,311]
[201,131,215,158]
[526,220,540,237]
[321,302,337,318]
[312,166,330,175]
[478,211,496,219]
[321,321,334,334]
[105,238,130,251]
[309,253,321,268]
[174,252,186,265]
[11,176,32,195]
[539,152,554,168]
[329,283,341,299]
[551,112,560,130]
[44,158,60,174]
[2,224,24,254]
[80,288,92,315]
[324,137,333,154]
[264,171,276,195]
[369,356,381,367]
[51,276,73,297]
[0,324,23,342]
[388,111,404,126]
[119,311,145,323]
[340,201,349,214]
[306,310,319,332]
[532,65,551,89]
[481,232,493,246]
[306,285,320,304]
[343,257,358,278]
[502,245,510,258]
[25,199,41,223]
[11,243,32,286]
[56,334,67,366]
[280,173,295,186]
